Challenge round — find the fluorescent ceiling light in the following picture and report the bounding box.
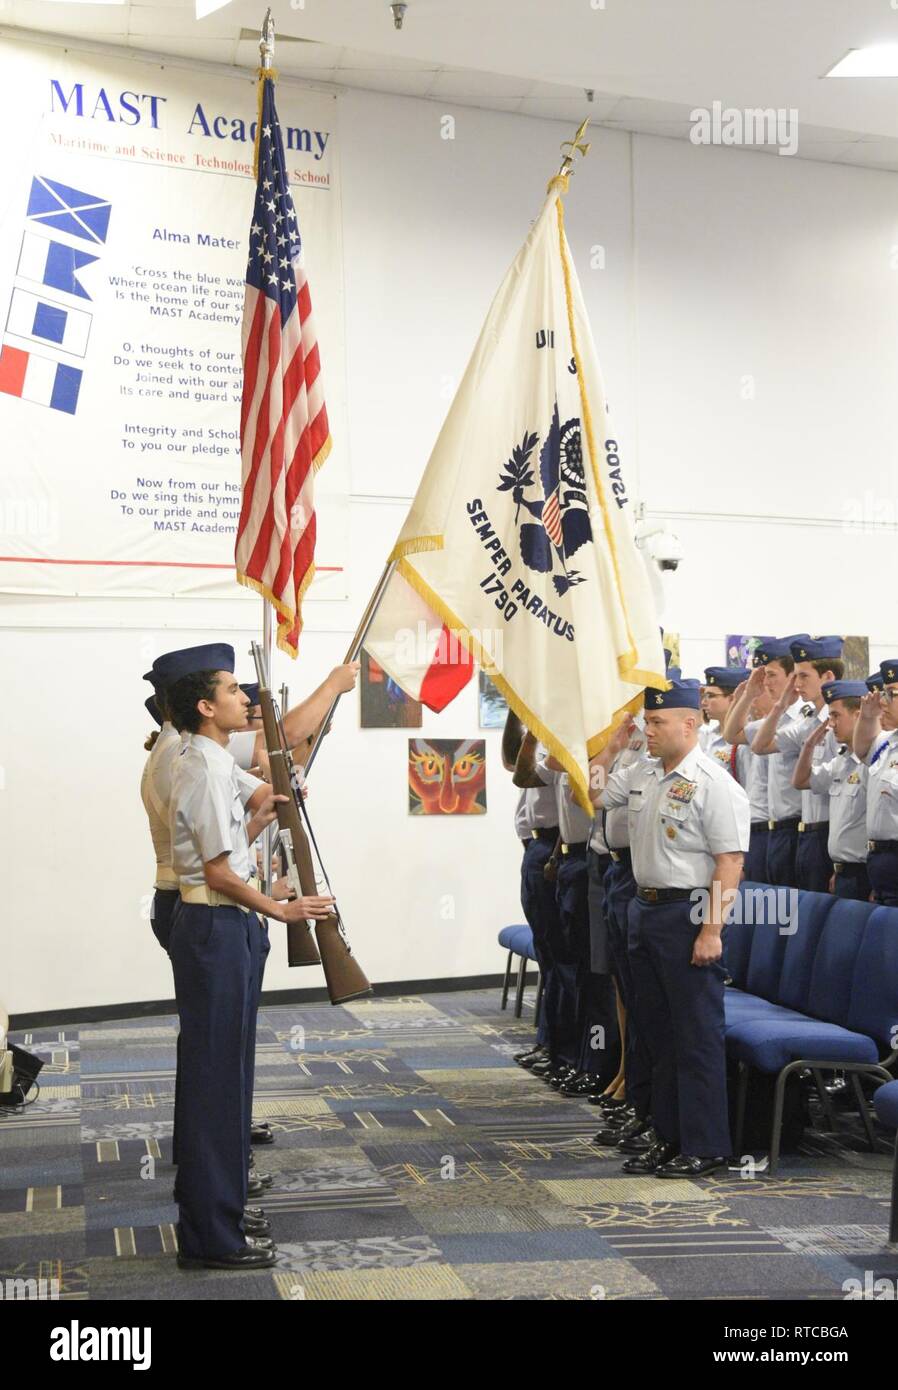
[196,0,233,17]
[826,45,898,77]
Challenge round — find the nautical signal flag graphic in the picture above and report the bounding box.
[0,344,82,415]
[6,288,91,356]
[17,231,98,301]
[26,175,111,245]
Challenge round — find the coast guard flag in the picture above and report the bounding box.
[235,72,330,656]
[366,178,665,808]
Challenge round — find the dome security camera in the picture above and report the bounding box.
[391,3,407,28]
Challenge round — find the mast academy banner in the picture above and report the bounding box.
[0,36,347,601]
[369,176,665,809]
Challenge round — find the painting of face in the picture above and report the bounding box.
[408,738,487,815]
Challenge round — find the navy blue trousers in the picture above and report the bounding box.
[627,897,732,1157]
[523,835,578,1063]
[150,889,181,1164]
[832,864,870,900]
[604,852,652,1119]
[868,846,898,907]
[766,825,799,888]
[796,825,833,893]
[743,824,769,882]
[520,835,557,1048]
[170,902,261,1258]
[556,848,618,1081]
[246,922,271,1159]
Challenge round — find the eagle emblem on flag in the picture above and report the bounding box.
[497,401,592,596]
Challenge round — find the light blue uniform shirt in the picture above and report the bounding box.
[745,700,807,822]
[169,734,263,888]
[598,743,750,888]
[866,730,898,840]
[809,749,868,864]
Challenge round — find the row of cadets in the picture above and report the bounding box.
[588,676,750,1176]
[793,680,870,899]
[723,635,815,888]
[853,660,898,906]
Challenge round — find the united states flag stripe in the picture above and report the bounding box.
[542,488,563,546]
[235,74,330,656]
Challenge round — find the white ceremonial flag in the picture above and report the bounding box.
[383,176,666,809]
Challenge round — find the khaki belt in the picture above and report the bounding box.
[180,885,249,914]
[154,866,178,889]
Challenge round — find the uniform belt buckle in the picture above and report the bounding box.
[798,822,806,833]
[531,829,539,840]
[643,887,659,902]
[610,851,621,863]
[868,840,876,852]
[768,819,776,831]
[561,844,570,855]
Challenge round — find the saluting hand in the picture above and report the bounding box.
[778,672,798,708]
[745,666,767,697]
[806,720,829,748]
[858,691,882,729]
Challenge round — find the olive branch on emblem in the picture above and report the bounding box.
[497,430,539,525]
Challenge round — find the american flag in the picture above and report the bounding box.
[542,487,563,547]
[235,74,330,656]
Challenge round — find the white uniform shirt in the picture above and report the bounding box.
[228,729,259,771]
[604,717,648,851]
[809,748,868,864]
[700,723,751,788]
[599,744,750,888]
[745,699,808,822]
[513,780,557,839]
[866,730,898,841]
[537,757,593,846]
[169,734,263,888]
[139,723,182,883]
[745,747,769,825]
[768,706,834,824]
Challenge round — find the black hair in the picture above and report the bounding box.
[144,729,160,752]
[166,670,222,734]
[768,655,794,675]
[832,696,861,713]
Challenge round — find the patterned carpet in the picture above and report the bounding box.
[3,988,897,1301]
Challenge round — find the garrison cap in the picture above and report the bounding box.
[866,670,885,692]
[152,643,235,688]
[240,682,261,706]
[644,677,702,711]
[821,680,867,704]
[704,666,749,691]
[144,695,162,726]
[789,635,843,662]
[880,660,898,685]
[752,635,808,666]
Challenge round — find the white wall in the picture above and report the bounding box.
[3,65,898,1015]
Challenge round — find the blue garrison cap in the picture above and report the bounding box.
[881,659,898,685]
[644,677,702,711]
[752,635,808,666]
[142,668,158,690]
[821,680,867,704]
[240,682,260,706]
[866,670,885,691]
[145,695,162,726]
[152,643,235,688]
[789,635,843,662]
[704,666,749,691]
[666,665,682,682]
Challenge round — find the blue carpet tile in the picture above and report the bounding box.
[1,989,895,1300]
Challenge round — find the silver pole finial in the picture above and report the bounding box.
[260,8,275,70]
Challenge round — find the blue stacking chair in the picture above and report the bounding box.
[872,1081,898,1243]
[497,924,539,1018]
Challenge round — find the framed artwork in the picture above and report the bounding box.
[360,648,422,728]
[478,670,508,729]
[408,738,487,815]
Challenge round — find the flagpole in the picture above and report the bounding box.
[258,6,275,896]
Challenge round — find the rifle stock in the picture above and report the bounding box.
[253,653,372,1004]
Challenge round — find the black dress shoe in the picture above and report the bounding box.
[560,1075,605,1097]
[244,1215,272,1236]
[617,1123,656,1154]
[244,1206,266,1220]
[247,1235,275,1250]
[550,1068,581,1089]
[246,1175,273,1199]
[592,1111,637,1145]
[514,1045,545,1065]
[655,1154,727,1179]
[251,1124,275,1145]
[178,1245,277,1271]
[588,1093,629,1110]
[621,1139,679,1173]
[528,1059,555,1077]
